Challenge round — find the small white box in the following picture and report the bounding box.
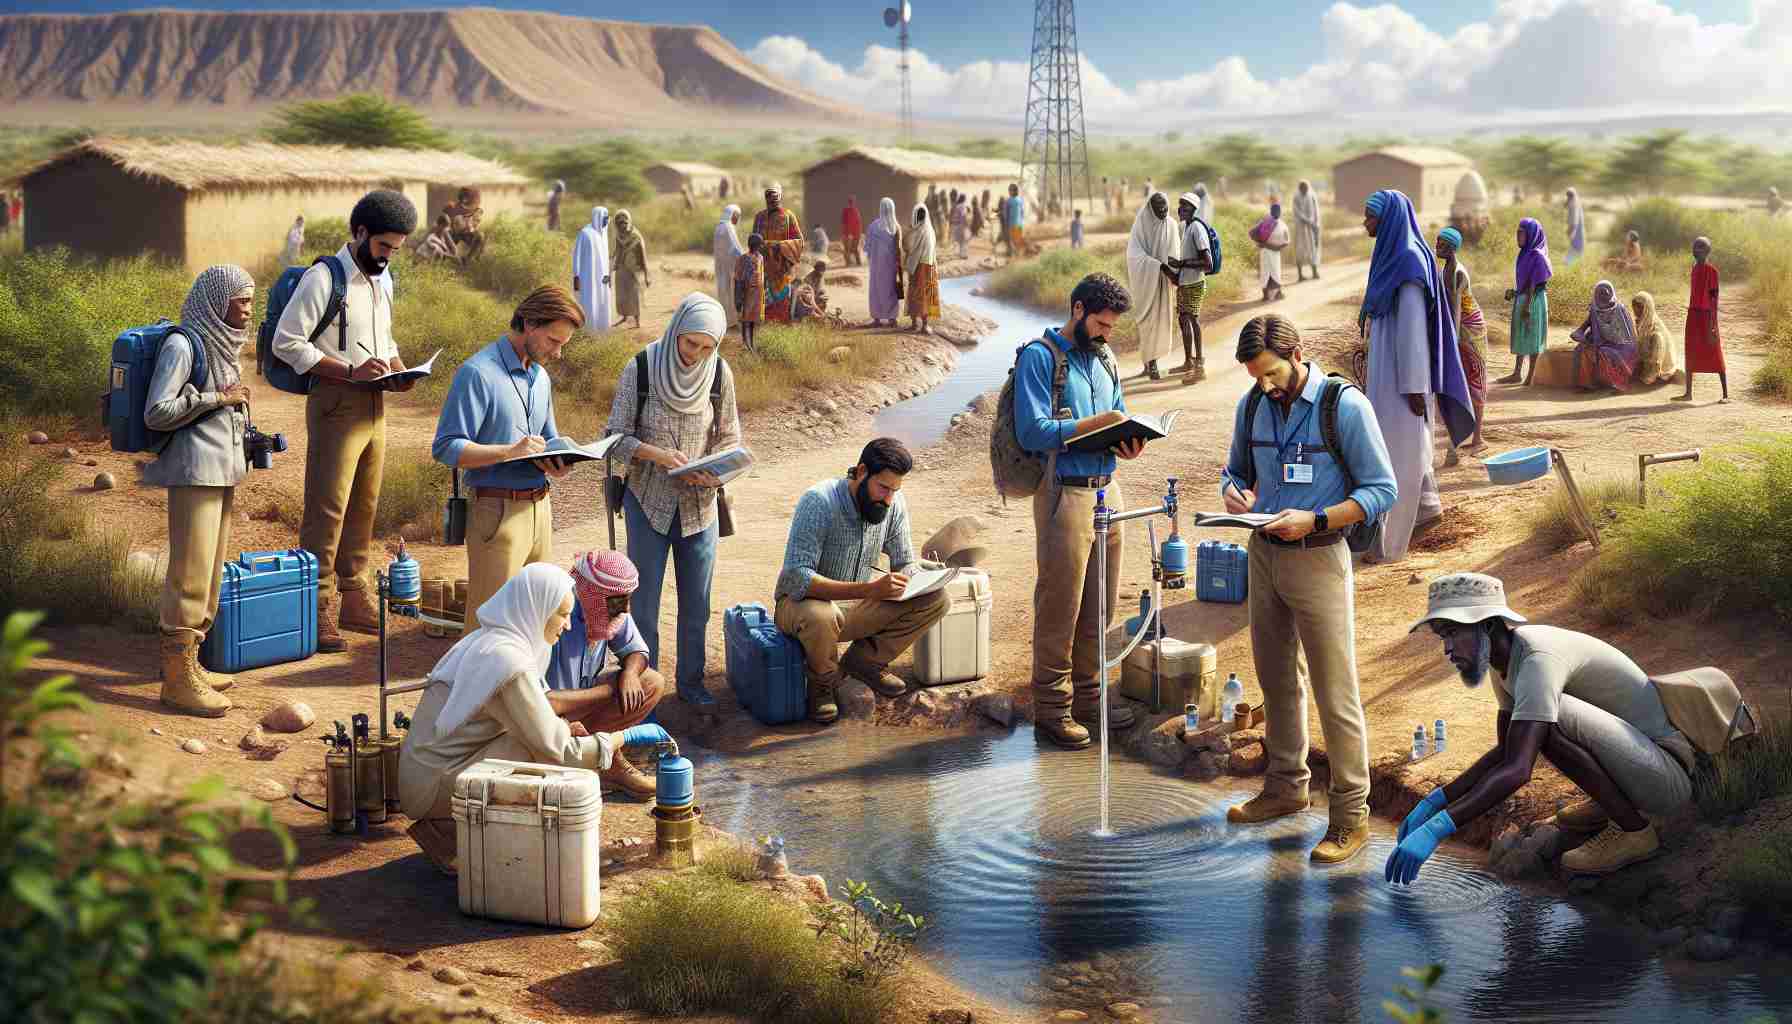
[452,759,603,927]
[913,569,992,686]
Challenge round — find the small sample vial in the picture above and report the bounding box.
[1185,702,1200,734]
[1412,724,1427,762]
[1433,719,1447,754]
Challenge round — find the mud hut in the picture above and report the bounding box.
[799,146,1026,240]
[1330,146,1474,221]
[643,162,731,198]
[12,138,528,273]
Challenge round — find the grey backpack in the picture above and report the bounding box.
[989,337,1119,503]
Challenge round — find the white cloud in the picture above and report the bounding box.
[749,0,1788,125]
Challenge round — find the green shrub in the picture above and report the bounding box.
[1723,828,1792,923]
[0,612,303,1023]
[460,215,571,304]
[387,260,513,402]
[530,142,651,209]
[623,195,734,255]
[1695,708,1792,822]
[1525,473,1638,550]
[372,449,450,542]
[266,94,450,150]
[1748,232,1792,398]
[698,839,763,884]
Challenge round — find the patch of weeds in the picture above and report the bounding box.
[809,878,927,987]
[1694,707,1792,822]
[1525,473,1638,550]
[698,839,762,884]
[203,954,484,1024]
[371,449,450,542]
[1723,829,1792,927]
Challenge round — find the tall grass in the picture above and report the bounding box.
[1724,826,1792,923]
[1749,229,1792,398]
[1524,474,1638,550]
[461,215,571,303]
[372,450,450,541]
[1696,707,1792,823]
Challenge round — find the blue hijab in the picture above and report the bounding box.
[1360,189,1478,446]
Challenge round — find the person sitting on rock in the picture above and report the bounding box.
[773,437,950,723]
[1389,572,1741,885]
[806,259,830,315]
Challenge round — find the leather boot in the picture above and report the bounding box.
[841,643,908,697]
[158,631,231,718]
[601,755,658,801]
[192,633,234,693]
[807,671,840,724]
[316,592,347,653]
[1073,688,1138,731]
[1034,709,1091,750]
[339,585,380,636]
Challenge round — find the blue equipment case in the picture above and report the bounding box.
[200,549,319,673]
[722,602,808,725]
[1195,540,1248,604]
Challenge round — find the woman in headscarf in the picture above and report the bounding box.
[1629,290,1678,386]
[282,215,305,265]
[573,207,614,332]
[399,564,673,874]
[1435,227,1487,464]
[1292,180,1322,281]
[712,205,745,330]
[1502,217,1552,385]
[904,204,941,334]
[606,209,649,330]
[1253,201,1291,302]
[143,265,256,718]
[1570,281,1639,393]
[546,179,566,231]
[866,197,903,328]
[1125,191,1180,379]
[1676,236,1728,403]
[950,191,971,261]
[1193,183,1214,225]
[1564,187,1585,265]
[605,293,740,707]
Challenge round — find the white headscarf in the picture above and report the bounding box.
[431,564,574,737]
[875,197,900,235]
[648,293,728,415]
[179,264,253,391]
[713,204,743,263]
[1125,193,1178,320]
[903,204,937,274]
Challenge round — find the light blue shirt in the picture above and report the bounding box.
[1014,327,1126,479]
[776,477,916,602]
[432,338,559,490]
[1005,195,1026,228]
[545,607,649,691]
[1221,362,1398,522]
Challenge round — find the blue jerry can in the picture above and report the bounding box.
[722,603,807,725]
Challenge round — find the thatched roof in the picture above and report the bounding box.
[646,161,730,178]
[16,138,530,192]
[803,146,1022,182]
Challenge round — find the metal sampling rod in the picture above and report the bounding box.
[1638,449,1700,506]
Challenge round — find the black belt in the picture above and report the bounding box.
[1056,474,1112,489]
[1257,530,1343,549]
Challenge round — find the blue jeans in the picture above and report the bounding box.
[623,490,718,696]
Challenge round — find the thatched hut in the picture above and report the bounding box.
[643,162,731,197]
[12,138,530,272]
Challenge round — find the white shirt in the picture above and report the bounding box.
[270,243,398,375]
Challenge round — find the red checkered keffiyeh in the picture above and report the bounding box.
[572,550,638,642]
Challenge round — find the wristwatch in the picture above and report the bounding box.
[1314,509,1330,534]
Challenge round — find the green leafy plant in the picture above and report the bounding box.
[810,879,926,986]
[266,94,450,150]
[1491,136,1591,198]
[1383,963,1447,1024]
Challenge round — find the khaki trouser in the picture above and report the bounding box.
[300,383,385,601]
[1030,481,1124,713]
[774,590,949,678]
[160,485,234,637]
[465,494,554,629]
[1247,535,1370,830]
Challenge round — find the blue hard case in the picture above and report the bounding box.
[722,602,807,725]
[1195,540,1249,604]
[200,549,319,673]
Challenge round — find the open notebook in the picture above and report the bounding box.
[490,434,624,468]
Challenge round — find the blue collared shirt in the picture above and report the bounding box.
[1014,327,1126,479]
[432,338,559,490]
[545,607,649,691]
[775,477,916,602]
[1221,362,1398,521]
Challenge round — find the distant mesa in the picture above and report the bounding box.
[0,8,866,123]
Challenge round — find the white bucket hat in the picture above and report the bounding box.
[1407,572,1528,633]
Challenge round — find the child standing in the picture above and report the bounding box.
[735,233,766,352]
[1070,209,1085,249]
[1675,236,1727,403]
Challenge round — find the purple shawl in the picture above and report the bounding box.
[1515,218,1553,293]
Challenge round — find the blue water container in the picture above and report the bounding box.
[722,603,808,725]
[1195,541,1248,604]
[656,753,694,809]
[200,549,318,672]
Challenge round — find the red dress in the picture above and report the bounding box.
[1684,262,1723,374]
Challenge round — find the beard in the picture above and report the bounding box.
[1452,627,1492,688]
[355,237,389,277]
[1072,315,1105,351]
[854,477,891,524]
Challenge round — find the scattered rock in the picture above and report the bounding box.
[906,689,941,716]
[477,965,525,978]
[1225,741,1267,777]
[240,725,280,751]
[1184,750,1226,782]
[928,1011,974,1024]
[1144,716,1190,768]
[950,413,967,427]
[93,472,116,491]
[406,957,427,972]
[1053,1012,1090,1022]
[96,750,131,777]
[970,393,999,416]
[261,701,316,733]
[27,431,48,444]
[180,738,207,755]
[971,692,1013,728]
[1408,573,1423,584]
[457,984,479,997]
[836,679,876,720]
[1688,932,1736,962]
[1708,905,1746,938]
[1049,976,1073,990]
[798,873,828,902]
[62,447,79,459]
[250,778,288,802]
[84,460,98,467]
[1107,1004,1142,1019]
[1226,728,1265,752]
[1519,824,1562,862]
[1652,926,1689,949]
[148,726,163,736]
[819,398,839,415]
[575,939,604,953]
[432,966,469,986]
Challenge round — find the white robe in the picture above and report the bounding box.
[1367,282,1443,562]
[1258,219,1291,288]
[712,207,745,328]
[573,208,614,332]
[1125,197,1179,366]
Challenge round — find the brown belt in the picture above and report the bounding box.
[474,485,550,503]
[1257,530,1343,549]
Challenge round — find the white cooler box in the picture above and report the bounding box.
[913,569,992,686]
[452,759,603,928]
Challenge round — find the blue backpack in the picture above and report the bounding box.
[1192,215,1222,276]
[258,255,349,395]
[106,321,210,453]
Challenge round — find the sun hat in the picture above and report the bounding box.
[1407,572,1528,634]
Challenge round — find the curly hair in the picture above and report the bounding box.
[1235,313,1302,363]
[349,189,418,238]
[1070,272,1132,318]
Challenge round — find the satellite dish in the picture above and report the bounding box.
[902,0,912,23]
[883,6,899,27]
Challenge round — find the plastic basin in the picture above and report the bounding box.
[1485,446,1551,485]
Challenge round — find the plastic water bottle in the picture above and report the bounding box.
[1412,724,1427,762]
[1220,674,1243,723]
[1185,702,1199,734]
[1433,719,1447,754]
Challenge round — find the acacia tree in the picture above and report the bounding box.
[1599,130,1712,198]
[267,94,450,150]
[1174,134,1292,193]
[1492,136,1591,198]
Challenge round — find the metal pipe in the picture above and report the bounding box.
[1637,449,1700,506]
[1094,488,1112,836]
[378,570,389,741]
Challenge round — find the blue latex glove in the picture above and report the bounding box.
[1398,787,1449,842]
[1385,810,1456,886]
[618,724,671,748]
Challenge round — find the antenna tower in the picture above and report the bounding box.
[883,3,914,143]
[1019,0,1092,215]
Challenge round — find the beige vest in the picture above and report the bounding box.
[1650,668,1756,755]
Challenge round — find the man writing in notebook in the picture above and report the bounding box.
[775,438,951,723]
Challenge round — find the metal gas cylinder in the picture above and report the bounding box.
[324,723,356,835]
[387,542,421,605]
[352,714,387,825]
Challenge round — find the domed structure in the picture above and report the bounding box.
[1449,170,1492,245]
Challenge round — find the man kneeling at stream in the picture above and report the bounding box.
[1389,572,1741,884]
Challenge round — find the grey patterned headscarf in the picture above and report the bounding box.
[179,264,253,391]
[648,293,727,415]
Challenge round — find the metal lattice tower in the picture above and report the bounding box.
[884,3,914,144]
[1019,0,1092,215]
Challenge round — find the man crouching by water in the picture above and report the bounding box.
[1389,572,1752,884]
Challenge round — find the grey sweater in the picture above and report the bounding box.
[776,477,917,602]
[142,332,247,489]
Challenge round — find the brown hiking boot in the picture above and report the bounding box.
[407,819,458,877]
[807,672,840,724]
[841,645,908,697]
[1311,823,1370,864]
[600,754,658,802]
[1227,791,1311,824]
[1034,710,1092,750]
[1073,690,1138,731]
[316,592,347,653]
[1561,822,1660,875]
[158,631,231,718]
[192,640,234,693]
[1554,797,1611,833]
[339,586,380,636]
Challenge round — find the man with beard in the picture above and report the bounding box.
[271,188,417,652]
[1015,273,1148,750]
[775,438,950,724]
[1390,573,1728,883]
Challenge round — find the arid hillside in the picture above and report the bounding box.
[0,7,863,124]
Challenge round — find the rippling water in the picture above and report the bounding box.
[689,728,1792,1024]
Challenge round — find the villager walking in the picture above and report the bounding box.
[1434,227,1487,465]
[605,209,649,330]
[1069,210,1085,250]
[1675,236,1728,403]
[546,180,565,232]
[1564,187,1586,266]
[712,205,746,330]
[1253,203,1291,302]
[841,196,864,267]
[1170,192,1213,382]
[1292,180,1322,281]
[904,204,940,335]
[734,234,766,352]
[866,198,903,328]
[282,215,305,265]
[573,207,614,333]
[1501,218,1552,386]
[950,192,971,260]
[1125,192,1179,381]
[752,185,806,322]
[1004,184,1027,261]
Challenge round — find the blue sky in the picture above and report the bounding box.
[14,1,1757,88]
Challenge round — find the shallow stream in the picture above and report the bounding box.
[689,728,1792,1023]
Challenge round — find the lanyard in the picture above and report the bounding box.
[498,341,535,432]
[1272,396,1316,464]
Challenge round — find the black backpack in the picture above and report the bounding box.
[1237,373,1383,554]
[604,351,732,539]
